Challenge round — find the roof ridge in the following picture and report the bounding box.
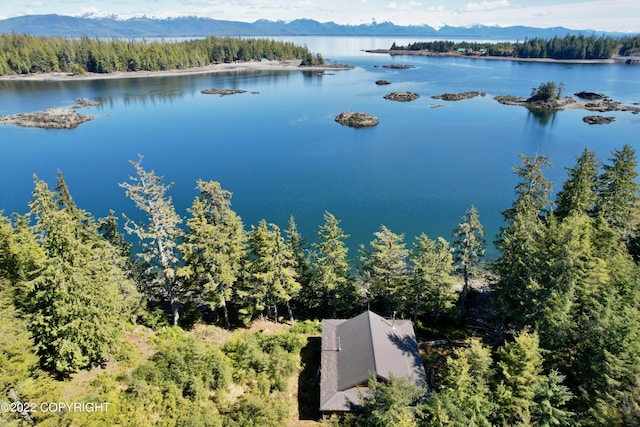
[366,310,378,378]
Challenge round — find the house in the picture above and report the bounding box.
[319,310,428,415]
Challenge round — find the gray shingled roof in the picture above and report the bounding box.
[319,311,427,412]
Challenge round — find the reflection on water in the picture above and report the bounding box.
[527,108,559,126]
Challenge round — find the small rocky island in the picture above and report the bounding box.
[375,80,392,85]
[583,115,616,125]
[0,108,93,129]
[335,111,380,128]
[495,94,640,113]
[384,91,420,102]
[381,64,416,69]
[494,81,640,123]
[0,97,100,129]
[201,88,247,96]
[432,91,485,101]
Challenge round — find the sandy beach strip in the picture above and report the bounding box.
[0,59,351,82]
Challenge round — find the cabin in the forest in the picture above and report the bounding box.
[319,310,427,415]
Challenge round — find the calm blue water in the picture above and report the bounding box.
[1,36,639,258]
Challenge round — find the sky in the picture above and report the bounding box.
[0,0,638,33]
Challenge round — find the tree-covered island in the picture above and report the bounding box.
[370,33,640,62]
[0,33,325,76]
[2,144,640,425]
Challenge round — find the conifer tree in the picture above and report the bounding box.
[285,216,313,318]
[311,211,352,318]
[451,205,486,316]
[596,144,640,240]
[493,153,553,324]
[241,220,300,324]
[27,176,137,375]
[554,148,599,220]
[409,234,456,322]
[427,340,494,426]
[494,330,573,426]
[98,209,133,258]
[120,156,184,326]
[361,225,410,316]
[351,374,426,427]
[179,180,245,328]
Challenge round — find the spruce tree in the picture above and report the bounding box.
[494,330,573,426]
[596,144,640,240]
[285,216,313,319]
[409,234,456,323]
[120,156,184,326]
[311,211,352,318]
[427,340,494,426]
[554,148,599,220]
[361,225,410,317]
[493,153,553,325]
[27,175,137,375]
[179,180,245,328]
[451,205,486,316]
[240,220,300,324]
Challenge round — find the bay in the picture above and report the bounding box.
[1,36,639,258]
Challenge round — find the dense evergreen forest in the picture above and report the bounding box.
[2,145,640,425]
[0,33,324,75]
[391,34,640,59]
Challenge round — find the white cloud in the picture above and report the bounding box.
[460,0,509,12]
[386,1,422,12]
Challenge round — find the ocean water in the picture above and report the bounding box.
[1,36,639,258]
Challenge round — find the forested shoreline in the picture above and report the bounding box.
[390,34,640,60]
[2,145,640,425]
[0,33,324,76]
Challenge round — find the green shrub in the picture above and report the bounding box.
[290,319,322,334]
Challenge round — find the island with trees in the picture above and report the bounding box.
[368,33,640,63]
[2,143,640,425]
[0,33,326,76]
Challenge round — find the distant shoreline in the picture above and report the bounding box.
[0,59,352,82]
[365,49,620,64]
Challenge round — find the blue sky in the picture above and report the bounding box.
[0,0,638,32]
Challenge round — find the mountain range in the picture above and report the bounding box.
[0,14,629,39]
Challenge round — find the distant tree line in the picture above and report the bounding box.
[0,33,324,75]
[391,34,640,59]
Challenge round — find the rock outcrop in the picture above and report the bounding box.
[335,112,380,128]
[0,108,93,129]
[384,91,420,102]
[583,115,616,124]
[574,91,608,100]
[432,91,485,101]
[74,97,101,107]
[201,88,247,96]
[381,64,416,69]
[375,80,392,85]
